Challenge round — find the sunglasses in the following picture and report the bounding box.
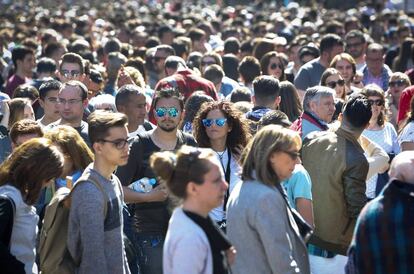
[202,118,227,127]
[389,79,406,88]
[155,107,179,118]
[99,138,132,150]
[60,69,81,78]
[327,79,345,89]
[367,99,384,106]
[270,63,283,70]
[280,150,301,161]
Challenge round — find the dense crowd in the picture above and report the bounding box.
[0,1,414,274]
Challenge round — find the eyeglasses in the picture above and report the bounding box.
[270,63,283,70]
[46,97,59,103]
[99,138,132,150]
[58,98,83,105]
[389,79,406,88]
[327,79,345,89]
[280,150,301,161]
[60,69,81,78]
[202,118,227,127]
[153,56,167,62]
[155,107,179,118]
[367,99,384,106]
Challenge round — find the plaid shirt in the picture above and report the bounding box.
[346,180,414,274]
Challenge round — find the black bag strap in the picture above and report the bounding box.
[0,196,16,250]
[222,149,231,212]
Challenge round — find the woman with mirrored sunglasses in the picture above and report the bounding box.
[192,101,251,229]
[321,68,347,121]
[260,51,286,81]
[361,84,400,199]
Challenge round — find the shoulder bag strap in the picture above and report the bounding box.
[222,149,232,212]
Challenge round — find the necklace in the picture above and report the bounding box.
[215,149,227,171]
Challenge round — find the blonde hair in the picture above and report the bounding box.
[242,125,301,186]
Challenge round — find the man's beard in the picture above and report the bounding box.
[158,121,178,132]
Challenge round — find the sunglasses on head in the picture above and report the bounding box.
[202,118,227,127]
[367,99,384,106]
[327,79,345,89]
[270,63,283,70]
[155,107,179,118]
[389,79,406,88]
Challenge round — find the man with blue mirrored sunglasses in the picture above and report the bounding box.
[116,87,197,274]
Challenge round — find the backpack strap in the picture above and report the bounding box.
[71,175,108,218]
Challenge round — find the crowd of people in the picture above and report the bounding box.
[0,0,414,273]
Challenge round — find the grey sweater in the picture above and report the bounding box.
[67,165,131,274]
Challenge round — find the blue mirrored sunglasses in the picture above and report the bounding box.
[155,107,179,118]
[202,118,227,127]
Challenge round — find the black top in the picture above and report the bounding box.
[0,197,25,274]
[183,210,232,274]
[116,130,197,234]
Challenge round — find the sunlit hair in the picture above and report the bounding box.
[241,125,301,186]
[8,98,32,129]
[150,146,215,199]
[45,125,94,171]
[193,101,251,159]
[360,84,388,126]
[0,138,63,205]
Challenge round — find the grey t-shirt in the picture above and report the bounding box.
[294,58,326,91]
[68,164,131,274]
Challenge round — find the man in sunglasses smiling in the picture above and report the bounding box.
[116,87,196,274]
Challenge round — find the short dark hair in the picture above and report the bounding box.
[59,52,85,74]
[342,94,372,129]
[44,42,65,58]
[158,25,174,39]
[164,56,187,70]
[319,33,344,54]
[9,119,43,144]
[103,37,122,55]
[115,84,145,108]
[153,88,184,110]
[39,79,62,99]
[252,75,280,104]
[188,28,205,42]
[88,111,128,146]
[238,56,261,84]
[12,84,39,101]
[203,64,224,85]
[12,46,34,67]
[258,110,292,129]
[345,30,366,44]
[155,45,176,56]
[224,37,240,55]
[37,57,57,74]
[230,87,251,103]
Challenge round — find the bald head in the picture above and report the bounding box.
[389,152,414,183]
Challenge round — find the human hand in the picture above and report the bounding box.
[226,246,237,265]
[145,184,168,202]
[117,66,135,88]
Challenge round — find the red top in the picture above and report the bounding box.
[398,86,414,124]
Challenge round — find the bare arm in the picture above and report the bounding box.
[295,198,314,227]
[122,185,168,204]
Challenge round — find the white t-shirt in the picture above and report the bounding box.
[362,122,400,198]
[398,121,414,146]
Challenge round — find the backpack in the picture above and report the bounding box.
[38,175,107,274]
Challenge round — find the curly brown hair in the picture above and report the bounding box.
[192,101,251,158]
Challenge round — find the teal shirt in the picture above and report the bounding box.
[282,164,312,209]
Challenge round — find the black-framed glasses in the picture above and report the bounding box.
[57,98,83,105]
[389,79,406,88]
[155,107,179,118]
[327,79,345,89]
[99,138,132,149]
[202,118,227,127]
[270,63,283,70]
[60,69,81,78]
[280,150,301,161]
[367,99,384,106]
